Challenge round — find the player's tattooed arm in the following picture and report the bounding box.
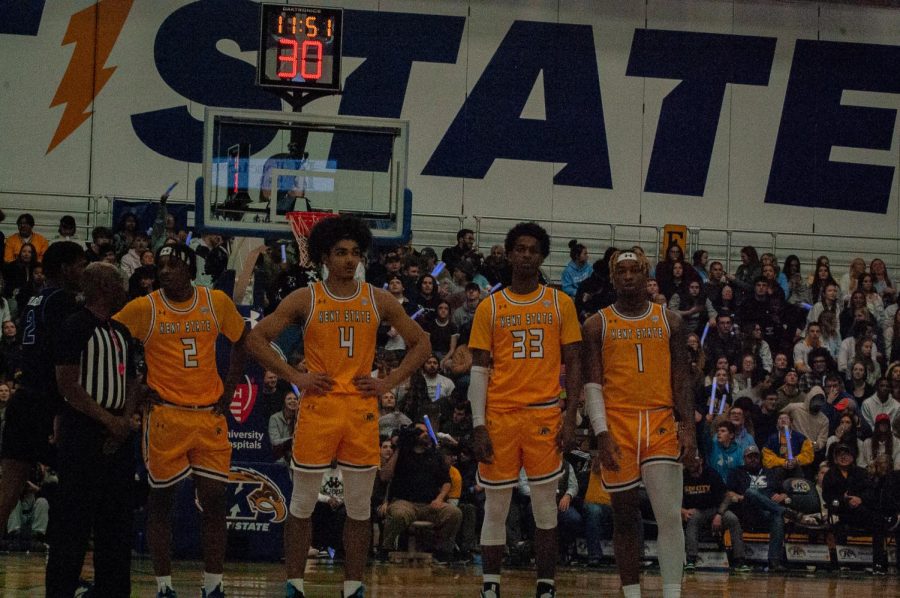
[245,287,334,393]
[666,309,699,463]
[583,313,619,472]
[354,289,431,397]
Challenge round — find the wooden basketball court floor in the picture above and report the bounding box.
[1,554,898,597]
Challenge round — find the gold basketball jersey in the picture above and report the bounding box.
[598,302,673,411]
[303,281,380,396]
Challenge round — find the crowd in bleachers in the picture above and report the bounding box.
[0,202,899,574]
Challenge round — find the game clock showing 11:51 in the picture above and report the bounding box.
[257,4,343,92]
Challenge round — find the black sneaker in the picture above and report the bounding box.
[536,581,556,598]
[872,564,887,576]
[684,560,696,572]
[481,582,500,598]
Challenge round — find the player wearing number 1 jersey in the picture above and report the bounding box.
[114,244,248,598]
[469,223,583,598]
[245,215,430,598]
[582,251,698,598]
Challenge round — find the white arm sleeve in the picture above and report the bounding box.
[584,382,608,435]
[468,365,489,427]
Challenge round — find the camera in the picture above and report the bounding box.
[396,424,423,448]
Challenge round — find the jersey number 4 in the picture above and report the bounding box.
[339,326,354,357]
[511,328,544,359]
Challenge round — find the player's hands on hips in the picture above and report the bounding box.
[472,425,494,464]
[294,372,336,394]
[594,431,620,473]
[556,420,576,453]
[352,375,391,397]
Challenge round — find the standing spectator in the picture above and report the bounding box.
[669,280,715,335]
[120,232,151,279]
[574,247,618,320]
[112,212,139,257]
[3,213,49,264]
[479,244,509,288]
[725,445,797,572]
[728,246,761,306]
[259,370,289,421]
[2,242,37,303]
[865,453,900,575]
[692,250,710,283]
[703,261,727,308]
[0,242,86,541]
[681,457,748,572]
[441,228,478,274]
[561,240,592,298]
[268,391,298,467]
[859,378,900,430]
[45,262,139,597]
[703,312,742,368]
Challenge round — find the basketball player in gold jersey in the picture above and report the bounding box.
[582,250,698,598]
[114,244,248,598]
[469,223,583,598]
[244,215,430,598]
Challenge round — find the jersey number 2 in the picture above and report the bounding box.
[181,338,199,368]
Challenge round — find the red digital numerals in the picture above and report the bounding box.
[277,37,323,80]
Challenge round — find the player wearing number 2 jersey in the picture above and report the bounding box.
[469,223,583,598]
[582,250,698,598]
[245,215,430,598]
[114,244,248,598]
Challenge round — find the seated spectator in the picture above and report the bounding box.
[669,279,715,335]
[727,405,756,454]
[809,260,839,306]
[725,445,797,572]
[783,255,811,306]
[822,443,892,574]
[561,240,592,298]
[312,464,346,559]
[751,390,781,447]
[860,376,898,433]
[817,311,841,360]
[50,215,78,245]
[259,369,289,420]
[682,457,748,572]
[555,460,581,564]
[646,277,665,305]
[698,366,734,421]
[821,372,854,431]
[421,301,458,366]
[692,249,710,283]
[5,464,50,551]
[442,400,473,445]
[3,213,49,264]
[762,413,814,477]
[378,391,411,438]
[441,228,478,274]
[400,258,422,294]
[478,244,509,288]
[120,232,151,279]
[267,390,298,466]
[656,242,699,301]
[770,352,790,389]
[703,312,742,368]
[84,226,113,263]
[704,260,727,307]
[886,308,900,363]
[452,282,481,331]
[0,320,23,381]
[705,420,744,482]
[380,424,462,562]
[858,272,885,326]
[857,413,900,470]
[574,249,617,320]
[740,323,773,374]
[729,246,761,306]
[581,470,613,566]
[736,277,783,351]
[414,274,442,311]
[838,320,879,379]
[127,264,156,299]
[0,380,10,448]
[732,353,761,395]
[825,412,863,463]
[806,282,840,330]
[846,361,875,407]
[2,242,37,305]
[774,368,804,412]
[793,323,823,375]
[780,386,829,459]
[401,355,455,427]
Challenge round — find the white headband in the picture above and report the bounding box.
[616,251,639,263]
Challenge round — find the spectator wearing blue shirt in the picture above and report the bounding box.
[561,240,592,298]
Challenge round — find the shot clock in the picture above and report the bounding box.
[257,4,343,91]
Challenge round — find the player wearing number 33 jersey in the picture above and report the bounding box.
[469,285,581,487]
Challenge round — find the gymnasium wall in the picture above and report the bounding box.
[1,0,899,243]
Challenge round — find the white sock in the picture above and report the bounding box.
[288,578,304,592]
[483,574,501,584]
[537,578,554,586]
[203,572,223,591]
[662,583,682,598]
[156,576,173,592]
[343,580,362,596]
[622,583,641,598]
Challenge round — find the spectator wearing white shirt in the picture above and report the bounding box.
[860,377,899,433]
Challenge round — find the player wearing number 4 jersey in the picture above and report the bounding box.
[469,223,583,598]
[582,250,698,598]
[245,215,430,598]
[114,244,249,598]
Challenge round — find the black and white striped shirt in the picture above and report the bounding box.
[57,308,133,411]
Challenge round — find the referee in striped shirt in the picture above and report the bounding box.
[45,262,142,598]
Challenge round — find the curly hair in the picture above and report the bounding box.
[306,214,373,266]
[504,222,550,258]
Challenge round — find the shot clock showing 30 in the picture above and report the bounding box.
[257,4,343,92]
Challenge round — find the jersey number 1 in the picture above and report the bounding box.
[635,343,645,373]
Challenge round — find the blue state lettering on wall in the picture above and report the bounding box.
[626,29,776,197]
[424,20,612,189]
[766,40,900,214]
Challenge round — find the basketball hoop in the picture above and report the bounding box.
[286,211,338,267]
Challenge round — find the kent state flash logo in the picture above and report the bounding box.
[225,467,288,532]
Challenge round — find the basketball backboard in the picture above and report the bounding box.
[198,107,410,241]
